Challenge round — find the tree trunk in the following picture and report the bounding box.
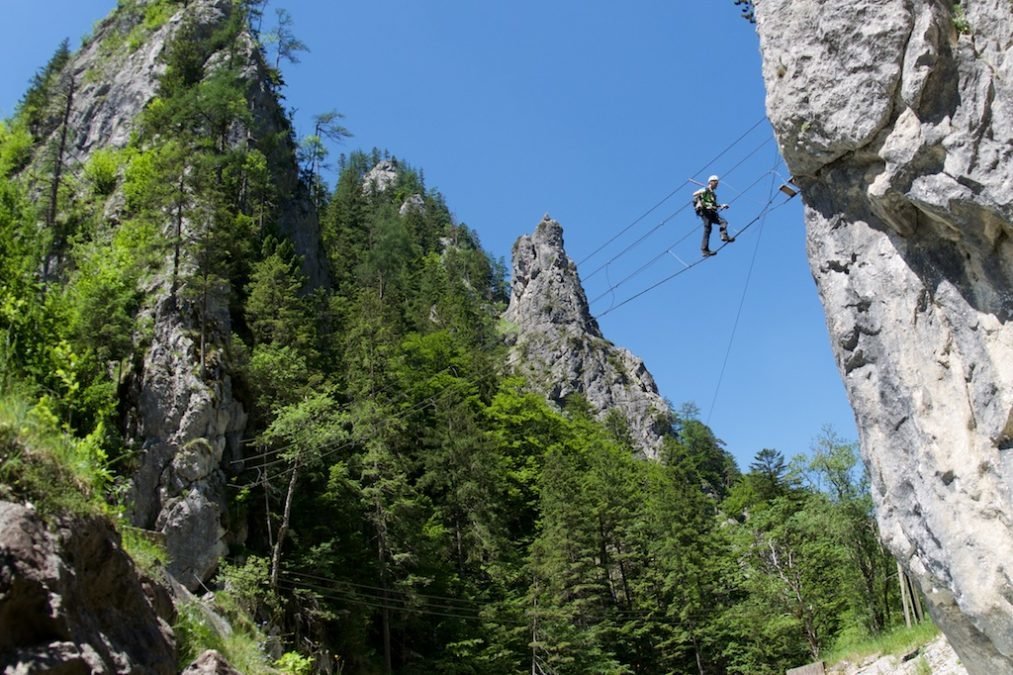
[270,454,301,590]
[598,516,618,605]
[171,172,186,301]
[530,595,539,675]
[615,540,634,608]
[909,572,924,622]
[263,467,274,549]
[379,535,392,675]
[692,632,705,675]
[43,76,75,285]
[200,272,208,378]
[898,561,913,628]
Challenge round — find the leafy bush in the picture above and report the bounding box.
[84,148,121,196]
[952,3,971,34]
[275,652,314,675]
[122,145,162,212]
[0,392,106,517]
[217,555,280,619]
[143,0,177,32]
[0,120,34,176]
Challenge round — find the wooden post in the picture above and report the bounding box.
[898,561,913,628]
[908,572,925,623]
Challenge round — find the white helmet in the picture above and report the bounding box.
[708,175,720,182]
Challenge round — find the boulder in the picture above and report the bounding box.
[0,501,175,674]
[181,649,243,675]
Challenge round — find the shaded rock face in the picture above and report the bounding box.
[0,501,175,674]
[755,1,1013,672]
[505,215,669,457]
[128,293,246,588]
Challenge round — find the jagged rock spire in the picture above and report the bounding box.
[504,215,669,457]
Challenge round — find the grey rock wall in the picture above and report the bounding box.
[505,215,670,457]
[128,293,246,588]
[754,1,1013,672]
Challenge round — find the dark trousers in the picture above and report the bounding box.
[699,210,728,251]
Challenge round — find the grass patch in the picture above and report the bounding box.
[173,595,276,674]
[174,601,227,669]
[823,618,939,667]
[174,558,282,675]
[119,526,169,581]
[0,392,107,518]
[496,317,520,336]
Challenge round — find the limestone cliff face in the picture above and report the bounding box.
[49,0,326,286]
[505,215,669,457]
[33,0,325,589]
[755,1,1013,672]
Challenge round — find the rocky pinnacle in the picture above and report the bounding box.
[504,215,670,458]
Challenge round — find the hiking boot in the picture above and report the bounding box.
[721,234,735,243]
[701,249,715,257]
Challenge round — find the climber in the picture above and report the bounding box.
[693,175,733,257]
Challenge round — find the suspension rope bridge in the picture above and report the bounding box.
[233,118,802,489]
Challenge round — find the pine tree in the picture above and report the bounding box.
[17,38,71,138]
[299,110,351,209]
[264,8,309,72]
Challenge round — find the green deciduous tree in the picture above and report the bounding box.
[259,392,348,589]
[801,428,899,636]
[720,493,848,673]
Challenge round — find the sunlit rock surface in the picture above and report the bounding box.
[755,1,1013,672]
[504,215,670,457]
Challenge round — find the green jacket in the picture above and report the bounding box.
[693,187,718,211]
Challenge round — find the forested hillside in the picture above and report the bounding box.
[0,1,920,673]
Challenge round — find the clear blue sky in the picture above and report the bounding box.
[1,1,858,472]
